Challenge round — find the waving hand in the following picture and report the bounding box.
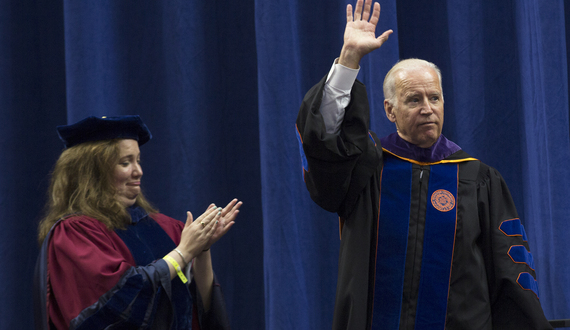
[339,0,393,69]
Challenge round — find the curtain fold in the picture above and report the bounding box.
[515,1,570,318]
[0,1,568,329]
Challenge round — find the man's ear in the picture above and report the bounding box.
[384,100,396,123]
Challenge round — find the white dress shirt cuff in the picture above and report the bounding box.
[325,59,360,92]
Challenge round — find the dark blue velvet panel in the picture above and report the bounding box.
[373,155,412,329]
[415,164,459,329]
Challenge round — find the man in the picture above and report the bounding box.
[295,0,552,329]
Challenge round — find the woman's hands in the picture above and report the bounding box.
[177,206,222,262]
[176,199,242,262]
[204,198,242,250]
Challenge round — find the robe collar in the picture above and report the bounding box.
[127,205,148,224]
[380,132,461,163]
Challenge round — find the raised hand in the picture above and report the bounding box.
[339,0,393,69]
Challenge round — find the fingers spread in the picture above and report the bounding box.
[377,29,393,44]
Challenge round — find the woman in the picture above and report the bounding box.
[35,115,241,329]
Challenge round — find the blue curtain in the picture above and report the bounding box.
[1,0,568,329]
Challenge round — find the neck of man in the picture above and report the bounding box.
[380,132,461,163]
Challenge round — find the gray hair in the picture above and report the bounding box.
[383,59,443,107]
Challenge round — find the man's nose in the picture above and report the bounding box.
[420,97,434,114]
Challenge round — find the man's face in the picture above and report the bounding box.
[384,67,444,148]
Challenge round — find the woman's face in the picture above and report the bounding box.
[113,139,142,207]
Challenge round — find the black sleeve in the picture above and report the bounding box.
[477,164,552,330]
[295,75,381,216]
[192,274,230,330]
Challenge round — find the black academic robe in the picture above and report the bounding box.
[295,75,552,330]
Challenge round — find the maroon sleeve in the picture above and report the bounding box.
[47,216,136,329]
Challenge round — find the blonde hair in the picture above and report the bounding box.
[37,139,156,244]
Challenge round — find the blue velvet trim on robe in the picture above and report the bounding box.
[414,163,458,329]
[34,219,64,330]
[508,245,536,270]
[73,207,193,329]
[75,274,146,329]
[373,155,412,329]
[116,207,193,329]
[368,132,377,146]
[500,218,528,241]
[373,157,460,329]
[517,272,540,298]
[295,124,309,176]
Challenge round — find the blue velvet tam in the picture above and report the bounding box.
[56,115,152,149]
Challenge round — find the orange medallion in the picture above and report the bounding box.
[431,189,456,212]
